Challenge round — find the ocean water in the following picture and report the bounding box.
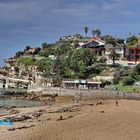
[0,121,14,125]
[0,99,45,107]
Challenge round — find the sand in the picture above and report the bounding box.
[0,99,140,140]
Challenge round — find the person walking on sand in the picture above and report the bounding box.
[116,100,118,106]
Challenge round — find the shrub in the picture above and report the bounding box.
[99,56,107,63]
[122,76,135,86]
[18,57,34,66]
[113,79,120,85]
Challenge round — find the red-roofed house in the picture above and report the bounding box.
[79,36,105,55]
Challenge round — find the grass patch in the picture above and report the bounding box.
[107,85,140,93]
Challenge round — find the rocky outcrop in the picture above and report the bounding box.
[5,110,45,122]
[7,124,35,131]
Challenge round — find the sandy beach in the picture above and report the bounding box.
[0,98,140,140]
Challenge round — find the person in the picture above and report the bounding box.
[116,100,118,106]
[123,92,125,96]
[117,91,119,96]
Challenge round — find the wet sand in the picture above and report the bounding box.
[0,99,140,140]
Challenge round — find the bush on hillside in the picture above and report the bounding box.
[122,76,135,86]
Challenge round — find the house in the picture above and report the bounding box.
[48,55,56,60]
[79,36,105,55]
[124,34,140,62]
[125,46,140,62]
[62,80,105,89]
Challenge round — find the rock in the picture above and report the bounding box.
[7,125,35,131]
[46,118,51,121]
[67,115,73,119]
[49,106,80,113]
[96,101,103,106]
[32,112,42,118]
[7,128,16,131]
[16,125,35,129]
[5,111,43,122]
[87,103,94,106]
[6,114,32,122]
[10,110,19,114]
[6,106,16,110]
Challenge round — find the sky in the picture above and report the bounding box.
[0,0,140,66]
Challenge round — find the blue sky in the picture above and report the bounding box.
[0,0,140,66]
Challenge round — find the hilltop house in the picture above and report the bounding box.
[125,46,140,62]
[125,34,140,62]
[79,36,105,55]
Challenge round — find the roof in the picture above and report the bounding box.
[62,80,102,84]
[80,36,105,48]
[79,37,91,42]
[91,36,105,44]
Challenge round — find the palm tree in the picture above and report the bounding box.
[84,26,89,37]
[92,30,96,37]
[96,29,101,37]
[109,48,120,66]
[92,29,101,37]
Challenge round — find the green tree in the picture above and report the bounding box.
[53,57,64,75]
[37,58,54,77]
[39,46,54,57]
[130,70,140,81]
[96,29,101,37]
[122,76,135,86]
[109,49,120,66]
[134,63,140,75]
[15,51,24,58]
[24,46,31,52]
[92,30,96,36]
[84,26,89,37]
[126,36,138,47]
[42,42,48,49]
[92,29,101,37]
[78,61,87,78]
[126,36,138,44]
[70,49,96,72]
[102,35,116,45]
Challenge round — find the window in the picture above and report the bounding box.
[131,50,134,54]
